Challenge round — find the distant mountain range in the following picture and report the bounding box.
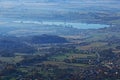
[0,0,119,22]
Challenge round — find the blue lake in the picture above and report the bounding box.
[13,21,109,29]
[43,22,109,29]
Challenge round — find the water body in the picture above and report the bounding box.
[13,21,109,29]
[43,22,109,29]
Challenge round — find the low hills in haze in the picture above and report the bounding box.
[0,34,68,56]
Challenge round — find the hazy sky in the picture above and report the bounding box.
[0,0,120,9]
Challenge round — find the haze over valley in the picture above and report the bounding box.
[0,0,120,80]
